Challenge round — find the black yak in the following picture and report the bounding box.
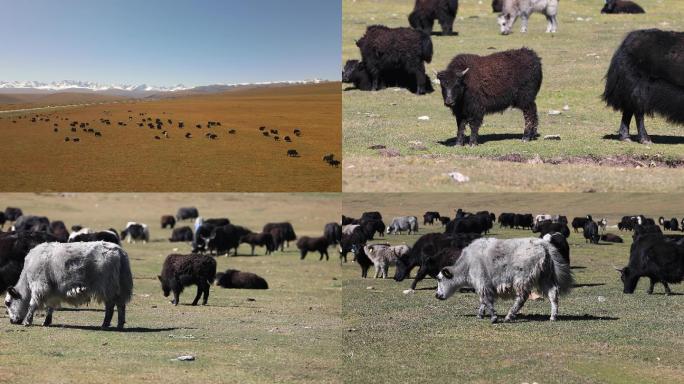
[356,25,433,95]
[296,236,330,261]
[437,48,542,146]
[215,269,268,289]
[603,29,684,144]
[601,0,645,14]
[408,0,459,36]
[158,254,216,306]
[342,59,434,94]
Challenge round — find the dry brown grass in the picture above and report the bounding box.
[0,83,341,192]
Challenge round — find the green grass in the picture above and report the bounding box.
[340,193,684,383]
[0,193,342,384]
[342,0,684,191]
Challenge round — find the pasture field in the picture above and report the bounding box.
[342,0,684,192]
[0,83,341,192]
[341,193,684,383]
[0,193,342,384]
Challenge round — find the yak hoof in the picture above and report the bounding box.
[618,136,631,142]
[639,138,653,145]
[403,289,415,295]
[549,316,557,321]
[490,316,498,324]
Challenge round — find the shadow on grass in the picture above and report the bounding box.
[573,283,606,288]
[649,292,684,296]
[55,308,104,313]
[570,266,587,270]
[602,134,684,145]
[55,324,180,333]
[438,133,522,146]
[430,31,459,36]
[514,314,619,322]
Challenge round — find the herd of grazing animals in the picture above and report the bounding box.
[1,205,339,329]
[342,208,684,322]
[343,0,684,146]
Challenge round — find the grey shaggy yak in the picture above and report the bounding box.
[4,241,133,329]
[386,216,419,235]
[436,237,573,323]
[497,0,559,35]
[363,243,411,278]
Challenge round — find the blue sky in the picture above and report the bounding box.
[0,0,341,85]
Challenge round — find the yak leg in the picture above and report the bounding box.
[102,302,115,328]
[469,118,483,146]
[522,103,539,141]
[635,112,652,144]
[23,296,41,326]
[662,282,672,295]
[410,266,430,290]
[172,288,181,306]
[550,14,558,33]
[548,286,559,321]
[618,111,633,141]
[520,13,529,33]
[251,245,255,256]
[382,264,389,279]
[414,63,427,95]
[440,16,454,35]
[505,292,529,322]
[116,303,126,330]
[481,293,498,323]
[647,277,657,294]
[374,265,381,279]
[454,116,467,146]
[300,250,307,260]
[202,282,210,305]
[191,284,203,306]
[477,299,486,319]
[43,307,54,327]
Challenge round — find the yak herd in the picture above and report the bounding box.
[341,209,684,322]
[0,205,339,329]
[2,109,339,163]
[344,0,683,146]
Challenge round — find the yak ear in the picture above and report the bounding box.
[7,287,21,300]
[441,268,453,279]
[458,68,470,78]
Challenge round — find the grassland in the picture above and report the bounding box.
[0,193,342,384]
[341,193,684,383]
[0,83,341,192]
[342,0,684,191]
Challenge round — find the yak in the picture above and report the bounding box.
[601,0,645,14]
[408,0,459,36]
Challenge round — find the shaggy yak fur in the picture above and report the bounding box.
[240,232,275,255]
[363,243,411,279]
[342,59,434,94]
[356,25,433,95]
[158,253,217,306]
[436,237,573,322]
[297,236,330,261]
[437,48,542,146]
[0,231,57,293]
[5,241,133,329]
[618,232,684,294]
[408,0,459,36]
[215,269,268,289]
[161,215,176,229]
[601,0,645,14]
[603,29,684,144]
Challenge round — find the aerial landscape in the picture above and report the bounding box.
[342,0,684,192]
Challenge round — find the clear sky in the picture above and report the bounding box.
[0,0,341,86]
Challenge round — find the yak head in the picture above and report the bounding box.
[157,275,171,297]
[342,60,362,83]
[601,0,616,13]
[615,266,639,293]
[437,68,469,108]
[435,267,458,300]
[5,286,29,325]
[497,12,515,35]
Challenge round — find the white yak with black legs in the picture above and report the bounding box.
[4,241,133,329]
[435,235,573,323]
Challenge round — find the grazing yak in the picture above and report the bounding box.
[617,232,684,294]
[176,207,199,221]
[436,237,573,322]
[5,242,133,329]
[437,48,542,146]
[121,222,149,244]
[603,29,684,144]
[408,0,459,36]
[497,0,559,35]
[4,207,23,222]
[240,232,275,255]
[158,254,216,306]
[342,59,434,94]
[262,222,297,249]
[12,215,50,233]
[215,269,268,289]
[423,211,441,225]
[200,224,252,256]
[169,226,193,242]
[446,214,491,235]
[601,0,645,14]
[363,243,411,279]
[161,215,176,229]
[394,232,480,290]
[0,231,57,293]
[297,236,330,261]
[583,221,600,244]
[356,25,433,95]
[339,226,368,265]
[358,219,385,240]
[571,216,592,232]
[324,222,342,245]
[351,245,374,278]
[387,216,419,235]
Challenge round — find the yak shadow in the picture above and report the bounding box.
[573,283,605,288]
[649,292,684,296]
[570,266,587,270]
[430,31,459,36]
[438,133,522,146]
[602,134,684,145]
[513,314,619,322]
[55,324,179,333]
[415,286,437,291]
[55,308,104,313]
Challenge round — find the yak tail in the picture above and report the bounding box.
[420,33,433,64]
[548,245,574,295]
[118,248,134,304]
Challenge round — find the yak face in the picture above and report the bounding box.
[342,60,361,83]
[5,287,28,325]
[393,256,410,282]
[437,68,469,108]
[497,13,514,35]
[435,267,456,300]
[617,267,639,293]
[157,275,171,297]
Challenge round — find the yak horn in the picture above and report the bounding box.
[459,68,470,77]
[613,266,624,273]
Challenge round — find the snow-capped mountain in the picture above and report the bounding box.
[0,79,328,97]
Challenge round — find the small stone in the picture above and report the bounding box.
[448,171,470,183]
[563,105,570,111]
[177,355,195,361]
[403,289,415,295]
[418,116,430,121]
[597,296,606,302]
[548,110,562,115]
[544,135,561,140]
[366,286,374,290]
